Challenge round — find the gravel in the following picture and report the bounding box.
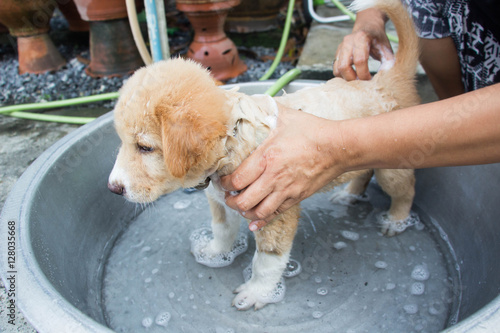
[0,12,294,109]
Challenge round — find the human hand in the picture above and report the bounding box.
[333,8,394,81]
[221,105,347,231]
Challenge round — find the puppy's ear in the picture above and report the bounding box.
[158,104,228,179]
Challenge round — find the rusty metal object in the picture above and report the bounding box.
[85,19,144,78]
[177,0,247,81]
[0,0,67,74]
[73,0,144,77]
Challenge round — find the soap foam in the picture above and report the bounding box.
[190,227,248,268]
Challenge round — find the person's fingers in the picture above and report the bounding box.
[220,148,266,192]
[336,46,358,81]
[352,38,372,80]
[249,220,267,231]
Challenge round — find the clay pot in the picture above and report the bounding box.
[57,0,89,32]
[0,0,66,74]
[73,0,144,77]
[226,0,286,33]
[177,0,247,81]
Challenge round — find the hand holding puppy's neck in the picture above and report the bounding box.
[214,92,278,177]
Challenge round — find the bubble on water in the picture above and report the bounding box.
[314,276,322,284]
[377,211,420,235]
[404,304,419,315]
[141,246,151,252]
[189,294,195,300]
[144,277,152,283]
[409,246,416,251]
[243,264,252,282]
[283,259,302,278]
[375,261,388,269]
[411,282,425,295]
[240,265,286,305]
[168,292,175,299]
[141,317,153,328]
[429,301,444,315]
[152,268,159,274]
[198,273,204,278]
[333,241,347,250]
[174,199,191,210]
[259,278,286,304]
[190,227,248,268]
[385,283,396,290]
[155,312,171,327]
[307,301,316,308]
[317,287,328,296]
[341,230,359,241]
[312,311,324,319]
[411,264,430,281]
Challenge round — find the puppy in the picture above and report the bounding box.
[108,0,420,310]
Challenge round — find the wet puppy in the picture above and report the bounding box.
[108,0,420,310]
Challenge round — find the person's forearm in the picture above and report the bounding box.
[339,83,500,170]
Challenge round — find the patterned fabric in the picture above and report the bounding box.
[402,0,500,92]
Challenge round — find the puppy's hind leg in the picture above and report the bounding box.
[330,170,373,205]
[374,169,417,236]
[232,205,300,310]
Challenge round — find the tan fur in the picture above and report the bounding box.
[108,0,420,310]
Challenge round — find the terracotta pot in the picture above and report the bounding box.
[72,0,144,77]
[177,0,247,81]
[0,0,66,74]
[57,0,89,32]
[73,0,143,21]
[226,0,286,33]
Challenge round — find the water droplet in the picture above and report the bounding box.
[141,317,153,328]
[403,304,418,314]
[341,230,359,241]
[333,241,347,250]
[317,287,328,296]
[375,261,388,269]
[174,199,191,209]
[385,282,396,290]
[312,311,324,319]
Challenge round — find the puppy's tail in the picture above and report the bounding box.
[351,0,419,91]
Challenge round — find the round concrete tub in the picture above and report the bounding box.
[1,81,499,332]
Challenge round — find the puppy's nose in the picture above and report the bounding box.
[108,182,125,195]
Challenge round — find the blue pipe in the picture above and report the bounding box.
[144,0,163,62]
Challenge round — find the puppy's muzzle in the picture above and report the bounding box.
[108,182,126,196]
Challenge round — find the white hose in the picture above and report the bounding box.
[126,0,153,65]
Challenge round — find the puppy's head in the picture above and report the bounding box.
[108,58,230,203]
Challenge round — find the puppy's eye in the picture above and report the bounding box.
[137,143,154,153]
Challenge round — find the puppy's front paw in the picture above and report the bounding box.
[232,279,286,311]
[378,211,421,236]
[330,188,369,206]
[190,227,248,268]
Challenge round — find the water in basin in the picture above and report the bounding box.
[102,184,460,332]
